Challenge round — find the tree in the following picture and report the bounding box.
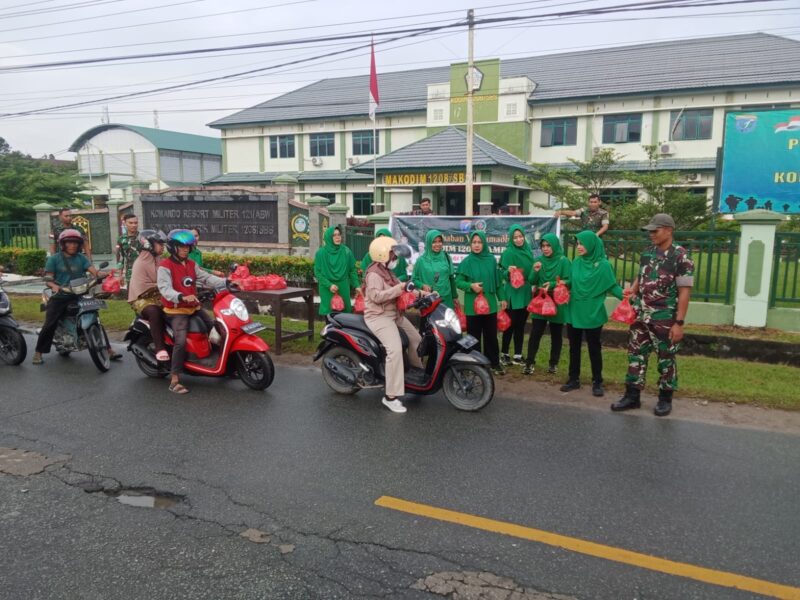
[0,137,10,155]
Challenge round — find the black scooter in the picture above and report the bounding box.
[313,291,494,411]
[0,266,26,365]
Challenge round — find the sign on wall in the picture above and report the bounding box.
[719,109,800,214]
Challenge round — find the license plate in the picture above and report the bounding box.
[242,322,266,334]
[458,334,478,349]
[78,299,106,310]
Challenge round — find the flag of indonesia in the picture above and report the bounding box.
[369,39,380,121]
[774,115,800,132]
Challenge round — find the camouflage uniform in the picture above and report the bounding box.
[625,244,694,391]
[576,207,610,233]
[116,234,143,285]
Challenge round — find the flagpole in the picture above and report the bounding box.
[369,36,381,214]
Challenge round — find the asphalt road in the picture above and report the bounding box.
[1,334,799,600]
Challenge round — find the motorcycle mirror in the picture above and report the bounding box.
[98,261,109,269]
[230,263,239,273]
[392,244,411,259]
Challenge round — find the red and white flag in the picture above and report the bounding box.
[369,38,380,121]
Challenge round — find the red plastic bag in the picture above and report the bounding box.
[553,277,570,306]
[330,293,345,312]
[396,290,416,311]
[353,293,365,314]
[473,292,490,315]
[497,309,512,332]
[262,274,287,290]
[509,266,525,289]
[540,292,557,317]
[231,264,250,280]
[527,288,545,314]
[239,276,260,291]
[102,270,121,294]
[611,297,637,325]
[455,303,467,330]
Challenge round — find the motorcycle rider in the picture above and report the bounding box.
[157,229,225,394]
[363,236,422,414]
[32,229,109,365]
[128,230,169,363]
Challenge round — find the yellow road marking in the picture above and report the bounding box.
[375,495,800,600]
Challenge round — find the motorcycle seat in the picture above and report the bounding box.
[164,313,212,333]
[331,313,408,349]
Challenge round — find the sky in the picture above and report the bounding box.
[0,0,798,158]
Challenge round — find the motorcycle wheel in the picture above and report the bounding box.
[85,323,110,373]
[0,327,27,365]
[320,347,361,395]
[442,364,494,411]
[235,351,275,391]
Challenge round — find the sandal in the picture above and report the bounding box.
[32,355,43,365]
[155,350,169,362]
[168,382,189,394]
[109,351,123,361]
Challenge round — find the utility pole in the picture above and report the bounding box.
[465,8,475,216]
[153,110,160,129]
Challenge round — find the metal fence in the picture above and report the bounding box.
[771,232,800,307]
[562,229,740,304]
[0,221,38,249]
[344,225,374,263]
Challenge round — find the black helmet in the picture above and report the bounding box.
[165,229,196,258]
[138,229,167,256]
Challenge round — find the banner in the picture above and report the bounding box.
[389,215,559,266]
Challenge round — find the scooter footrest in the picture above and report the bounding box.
[405,367,428,386]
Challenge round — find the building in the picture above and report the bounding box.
[207,33,800,216]
[70,123,223,205]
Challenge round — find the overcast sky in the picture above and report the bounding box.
[0,0,797,158]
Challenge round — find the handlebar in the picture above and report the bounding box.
[410,291,440,310]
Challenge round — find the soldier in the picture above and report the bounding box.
[50,208,92,259]
[554,193,610,236]
[115,213,142,288]
[611,213,693,417]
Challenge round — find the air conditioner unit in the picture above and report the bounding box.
[348,157,359,166]
[311,157,323,167]
[659,142,676,155]
[686,172,701,183]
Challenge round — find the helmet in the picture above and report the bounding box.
[58,228,84,250]
[138,229,167,256]
[368,236,411,264]
[166,228,197,258]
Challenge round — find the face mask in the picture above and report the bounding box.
[387,259,398,270]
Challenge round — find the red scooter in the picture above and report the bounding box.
[125,284,275,390]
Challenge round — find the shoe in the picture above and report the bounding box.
[547,365,557,374]
[491,366,506,377]
[511,355,525,366]
[560,380,580,392]
[382,397,407,414]
[32,353,43,365]
[654,390,673,417]
[109,350,123,361]
[592,382,604,397]
[500,353,511,367]
[611,385,641,412]
[522,364,534,375]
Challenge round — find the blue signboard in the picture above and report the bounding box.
[719,109,800,214]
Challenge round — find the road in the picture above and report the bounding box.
[1,334,799,600]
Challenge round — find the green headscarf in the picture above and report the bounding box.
[317,226,350,281]
[361,228,407,280]
[419,229,450,271]
[500,224,534,273]
[570,230,617,300]
[535,233,565,282]
[457,230,499,293]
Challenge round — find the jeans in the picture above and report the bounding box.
[167,310,215,376]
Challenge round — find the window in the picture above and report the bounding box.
[602,113,642,143]
[540,117,577,147]
[269,135,295,159]
[309,133,335,157]
[352,130,378,155]
[318,193,336,205]
[600,188,638,204]
[505,103,518,117]
[433,108,444,121]
[670,109,713,141]
[353,192,373,215]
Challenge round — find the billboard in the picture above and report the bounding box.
[719,109,800,214]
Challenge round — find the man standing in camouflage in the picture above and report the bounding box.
[115,213,142,288]
[611,213,693,417]
[554,193,610,236]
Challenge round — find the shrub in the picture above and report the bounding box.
[203,252,315,284]
[0,247,47,275]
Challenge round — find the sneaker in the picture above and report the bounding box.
[500,353,511,367]
[381,397,407,414]
[547,365,557,374]
[491,366,506,377]
[592,382,605,397]
[560,380,580,392]
[511,355,525,366]
[522,364,534,375]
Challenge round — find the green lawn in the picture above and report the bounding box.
[11,295,799,410]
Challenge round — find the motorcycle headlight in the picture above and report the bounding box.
[229,297,249,322]
[435,307,461,335]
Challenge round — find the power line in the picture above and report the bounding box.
[0,0,127,20]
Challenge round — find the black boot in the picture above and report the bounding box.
[654,389,673,417]
[611,385,641,412]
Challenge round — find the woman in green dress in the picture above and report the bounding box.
[314,226,361,315]
[561,230,624,397]
[455,230,507,376]
[499,224,534,366]
[361,228,408,282]
[411,229,457,309]
[525,233,571,375]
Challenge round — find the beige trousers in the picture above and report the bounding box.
[365,314,423,398]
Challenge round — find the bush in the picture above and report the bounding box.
[0,247,47,275]
[203,252,315,284]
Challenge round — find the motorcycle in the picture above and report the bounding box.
[0,266,27,366]
[124,283,275,391]
[40,262,113,372]
[313,291,494,411]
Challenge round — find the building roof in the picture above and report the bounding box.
[353,127,531,172]
[69,123,222,155]
[204,170,372,185]
[209,33,800,128]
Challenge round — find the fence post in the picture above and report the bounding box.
[33,203,54,253]
[733,209,783,327]
[307,195,331,256]
[273,174,298,248]
[327,203,349,236]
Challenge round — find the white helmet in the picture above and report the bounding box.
[368,237,411,264]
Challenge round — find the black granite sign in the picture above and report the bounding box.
[141,194,279,243]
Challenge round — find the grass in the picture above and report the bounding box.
[10,294,798,410]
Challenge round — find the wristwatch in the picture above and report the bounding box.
[675,319,685,326]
